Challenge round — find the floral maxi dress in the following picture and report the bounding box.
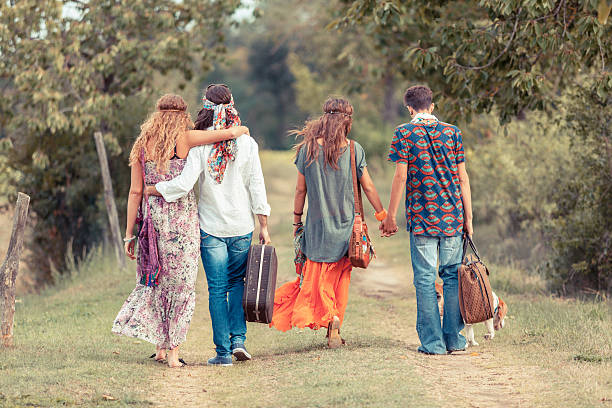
[112,158,200,350]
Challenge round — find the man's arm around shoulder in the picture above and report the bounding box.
[154,146,205,202]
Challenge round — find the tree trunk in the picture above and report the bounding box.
[1,192,30,347]
[94,132,126,269]
[382,72,398,124]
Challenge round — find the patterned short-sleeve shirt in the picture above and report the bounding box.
[388,114,465,236]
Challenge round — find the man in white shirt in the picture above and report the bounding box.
[148,86,271,366]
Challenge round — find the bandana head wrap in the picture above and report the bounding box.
[203,95,241,183]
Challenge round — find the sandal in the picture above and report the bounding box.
[168,358,187,368]
[327,316,343,349]
[149,353,166,363]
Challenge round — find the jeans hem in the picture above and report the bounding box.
[417,345,447,355]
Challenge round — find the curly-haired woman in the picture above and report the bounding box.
[271,98,386,348]
[146,84,271,366]
[112,94,248,368]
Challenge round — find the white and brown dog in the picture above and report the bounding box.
[435,281,508,347]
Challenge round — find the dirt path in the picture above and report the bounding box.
[151,259,542,408]
[149,152,544,407]
[352,262,539,408]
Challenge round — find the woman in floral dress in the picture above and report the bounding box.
[112,94,249,368]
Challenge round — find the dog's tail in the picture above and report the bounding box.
[494,299,508,330]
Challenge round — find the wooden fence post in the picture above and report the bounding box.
[1,192,30,347]
[94,132,126,269]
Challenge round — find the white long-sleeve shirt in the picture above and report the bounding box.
[155,134,271,238]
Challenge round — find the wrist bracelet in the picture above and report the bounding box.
[375,209,388,222]
[293,211,303,216]
[123,236,137,243]
[293,222,303,226]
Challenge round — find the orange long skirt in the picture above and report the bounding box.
[270,257,352,332]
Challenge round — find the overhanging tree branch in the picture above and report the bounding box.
[454,7,523,71]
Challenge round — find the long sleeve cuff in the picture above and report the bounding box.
[252,202,271,216]
[155,180,182,203]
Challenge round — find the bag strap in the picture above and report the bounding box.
[462,234,481,262]
[140,148,151,218]
[349,140,365,217]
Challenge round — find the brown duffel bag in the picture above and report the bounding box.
[458,236,495,324]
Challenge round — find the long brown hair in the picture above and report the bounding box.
[292,98,354,170]
[129,94,194,173]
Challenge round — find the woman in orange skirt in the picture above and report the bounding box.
[270,98,386,348]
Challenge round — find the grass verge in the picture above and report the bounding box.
[0,248,157,407]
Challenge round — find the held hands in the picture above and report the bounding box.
[231,126,249,138]
[379,215,399,237]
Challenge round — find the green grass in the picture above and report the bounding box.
[0,247,158,407]
[0,252,435,407]
[473,294,611,406]
[1,150,611,407]
[177,284,434,408]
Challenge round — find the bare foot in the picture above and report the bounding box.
[155,346,167,362]
[167,347,185,368]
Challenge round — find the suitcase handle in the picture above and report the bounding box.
[254,244,266,322]
[462,235,481,263]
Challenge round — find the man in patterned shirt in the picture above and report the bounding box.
[381,85,473,355]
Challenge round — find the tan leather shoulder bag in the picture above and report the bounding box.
[348,140,375,268]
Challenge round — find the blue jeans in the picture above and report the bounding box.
[410,232,466,354]
[200,230,252,357]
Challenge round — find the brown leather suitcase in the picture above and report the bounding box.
[243,244,278,323]
[458,236,495,324]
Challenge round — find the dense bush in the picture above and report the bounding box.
[542,87,611,295]
[464,88,611,295]
[0,1,239,283]
[464,115,571,265]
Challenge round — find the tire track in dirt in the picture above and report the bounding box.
[352,261,540,408]
[151,253,542,408]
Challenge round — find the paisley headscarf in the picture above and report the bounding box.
[203,95,241,183]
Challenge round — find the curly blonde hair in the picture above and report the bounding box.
[129,94,194,173]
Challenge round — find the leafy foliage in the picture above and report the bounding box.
[459,88,611,294]
[245,39,301,149]
[542,86,611,294]
[0,0,240,281]
[334,0,611,124]
[333,0,611,293]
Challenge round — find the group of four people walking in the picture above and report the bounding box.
[112,83,473,367]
